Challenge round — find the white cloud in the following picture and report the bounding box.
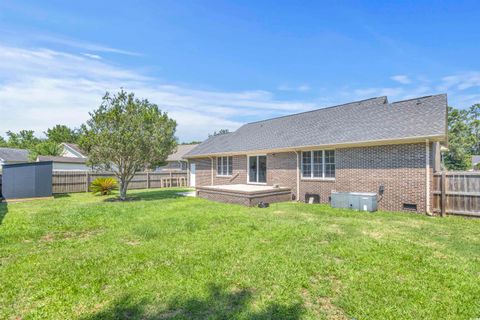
[82,53,102,60]
[390,75,411,84]
[278,84,311,92]
[34,34,142,56]
[439,72,480,91]
[1,42,479,143]
[0,45,313,142]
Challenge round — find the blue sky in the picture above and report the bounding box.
[0,1,479,142]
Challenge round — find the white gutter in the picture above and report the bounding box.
[426,139,431,215]
[185,134,446,159]
[294,151,300,201]
[186,159,190,187]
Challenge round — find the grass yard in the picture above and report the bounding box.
[0,188,479,319]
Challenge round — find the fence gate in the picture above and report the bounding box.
[433,172,480,217]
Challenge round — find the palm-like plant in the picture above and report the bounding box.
[90,177,118,195]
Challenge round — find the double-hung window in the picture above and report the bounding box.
[301,150,335,179]
[217,156,233,176]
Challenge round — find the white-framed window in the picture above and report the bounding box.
[217,156,233,176]
[301,150,335,179]
[248,155,267,184]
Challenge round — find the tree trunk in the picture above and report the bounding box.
[120,179,129,200]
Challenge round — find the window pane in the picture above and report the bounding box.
[325,164,335,178]
[227,156,233,175]
[324,150,335,178]
[249,156,257,182]
[258,156,267,183]
[302,151,311,177]
[313,151,323,178]
[325,150,335,164]
[217,157,222,175]
[222,157,228,175]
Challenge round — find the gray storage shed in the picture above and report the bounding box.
[2,161,53,201]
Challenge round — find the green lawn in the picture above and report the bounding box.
[0,188,479,319]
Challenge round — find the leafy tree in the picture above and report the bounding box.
[80,90,177,200]
[444,104,480,170]
[29,141,62,161]
[5,130,41,149]
[0,136,7,147]
[45,125,80,144]
[208,129,230,138]
[181,141,202,145]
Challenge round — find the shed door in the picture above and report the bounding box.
[189,163,196,187]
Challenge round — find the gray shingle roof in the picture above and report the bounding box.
[37,155,87,163]
[0,147,29,162]
[185,94,447,157]
[167,144,199,161]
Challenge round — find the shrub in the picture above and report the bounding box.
[90,177,118,196]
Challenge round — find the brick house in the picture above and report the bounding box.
[184,94,447,213]
[155,144,199,172]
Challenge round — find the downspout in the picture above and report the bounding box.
[426,139,431,215]
[186,159,190,187]
[209,157,214,186]
[294,151,300,201]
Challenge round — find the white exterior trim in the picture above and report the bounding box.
[61,143,86,158]
[294,151,300,200]
[185,134,446,159]
[216,156,233,177]
[426,139,431,214]
[301,149,336,180]
[209,157,214,186]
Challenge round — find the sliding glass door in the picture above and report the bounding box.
[248,155,266,183]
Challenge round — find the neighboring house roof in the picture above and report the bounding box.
[37,155,87,164]
[167,144,199,161]
[0,147,29,162]
[61,143,87,158]
[472,155,480,166]
[185,94,448,158]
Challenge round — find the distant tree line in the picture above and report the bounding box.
[0,125,81,160]
[444,104,479,170]
[208,128,230,138]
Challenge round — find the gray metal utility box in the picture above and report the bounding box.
[2,161,53,201]
[331,192,377,212]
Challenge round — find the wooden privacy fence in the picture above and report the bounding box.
[52,171,188,194]
[433,171,480,217]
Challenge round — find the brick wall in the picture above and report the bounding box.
[191,155,247,186]
[267,152,298,198]
[191,142,435,213]
[298,143,434,212]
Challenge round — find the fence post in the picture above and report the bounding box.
[169,171,172,187]
[147,172,150,189]
[85,171,90,192]
[441,171,446,217]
